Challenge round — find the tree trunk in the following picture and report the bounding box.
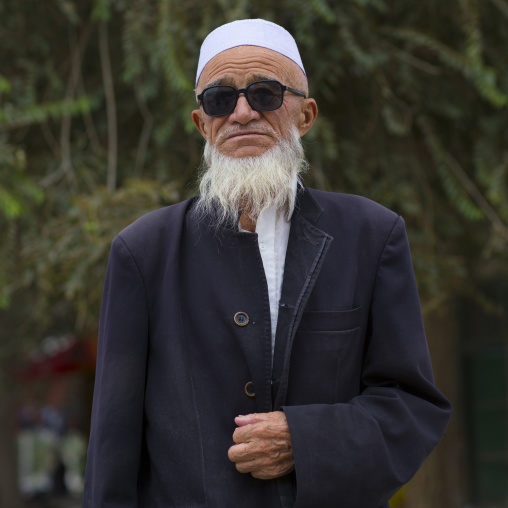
[0,371,24,508]
[402,308,467,508]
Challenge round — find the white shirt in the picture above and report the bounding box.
[239,179,297,355]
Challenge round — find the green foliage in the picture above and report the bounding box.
[0,138,44,219]
[0,0,507,349]
[386,27,507,107]
[92,0,111,21]
[0,96,96,129]
[417,116,484,221]
[0,75,11,94]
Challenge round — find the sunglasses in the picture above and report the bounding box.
[196,80,306,117]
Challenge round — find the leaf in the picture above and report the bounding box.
[0,75,11,94]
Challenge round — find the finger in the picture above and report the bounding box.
[228,443,257,462]
[235,414,260,426]
[235,459,259,474]
[229,437,293,463]
[235,419,291,444]
[233,422,291,450]
[229,439,274,463]
[250,460,295,480]
[229,441,270,463]
[237,453,295,479]
[229,442,295,479]
[231,451,274,472]
[232,425,253,444]
[232,421,281,444]
[235,411,283,426]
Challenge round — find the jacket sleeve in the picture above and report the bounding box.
[283,217,452,508]
[83,235,149,507]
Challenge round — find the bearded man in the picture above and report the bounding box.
[83,19,451,508]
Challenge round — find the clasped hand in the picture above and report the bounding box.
[228,411,295,480]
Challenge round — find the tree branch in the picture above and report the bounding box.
[133,81,154,176]
[78,59,103,154]
[99,20,118,193]
[60,23,93,190]
[443,151,508,240]
[381,40,442,76]
[40,121,60,158]
[489,0,508,20]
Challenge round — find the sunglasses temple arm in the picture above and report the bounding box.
[285,86,306,98]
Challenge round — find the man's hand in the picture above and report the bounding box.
[228,411,295,480]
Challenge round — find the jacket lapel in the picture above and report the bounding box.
[272,186,333,409]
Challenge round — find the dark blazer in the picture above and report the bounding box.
[83,186,451,508]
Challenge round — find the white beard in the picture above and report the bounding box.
[194,126,308,229]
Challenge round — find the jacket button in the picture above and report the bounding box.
[244,381,255,397]
[234,312,249,326]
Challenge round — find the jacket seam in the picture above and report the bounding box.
[370,215,401,304]
[116,234,151,313]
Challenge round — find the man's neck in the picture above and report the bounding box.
[239,213,256,232]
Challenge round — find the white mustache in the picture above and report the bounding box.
[216,124,278,143]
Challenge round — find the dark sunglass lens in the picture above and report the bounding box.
[203,86,236,116]
[248,81,283,111]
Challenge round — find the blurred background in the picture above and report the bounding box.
[1,1,507,507]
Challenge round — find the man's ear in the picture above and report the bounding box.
[192,108,208,139]
[297,98,318,137]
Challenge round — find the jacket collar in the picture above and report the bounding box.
[294,181,324,226]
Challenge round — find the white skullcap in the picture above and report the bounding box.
[196,19,306,87]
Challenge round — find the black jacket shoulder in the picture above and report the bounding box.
[306,188,400,242]
[116,197,195,250]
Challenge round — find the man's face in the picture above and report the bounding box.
[192,46,317,158]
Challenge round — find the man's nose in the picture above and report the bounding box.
[228,94,261,124]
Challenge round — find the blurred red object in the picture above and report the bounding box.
[19,338,97,379]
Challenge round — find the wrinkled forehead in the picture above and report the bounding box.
[197,45,305,92]
[195,19,306,88]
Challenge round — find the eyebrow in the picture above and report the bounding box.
[202,77,231,88]
[250,74,276,83]
[202,74,279,90]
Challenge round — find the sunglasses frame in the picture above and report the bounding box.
[196,80,307,117]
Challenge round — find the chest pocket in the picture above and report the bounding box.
[287,308,363,404]
[297,307,362,333]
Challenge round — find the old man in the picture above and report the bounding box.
[83,19,451,508]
